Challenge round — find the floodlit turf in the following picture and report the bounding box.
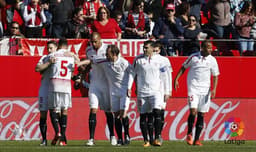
[0,140,256,152]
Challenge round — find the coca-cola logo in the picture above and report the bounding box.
[0,98,248,141]
[0,100,40,140]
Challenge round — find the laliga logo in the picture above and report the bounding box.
[224,117,245,145]
[224,117,244,137]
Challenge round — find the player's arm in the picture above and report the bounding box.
[174,66,186,91]
[211,75,218,98]
[35,57,55,73]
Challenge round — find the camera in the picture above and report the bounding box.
[71,74,81,81]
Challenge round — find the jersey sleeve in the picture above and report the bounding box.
[211,57,220,76]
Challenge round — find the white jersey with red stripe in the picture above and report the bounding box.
[183,52,220,95]
[49,49,75,93]
[86,43,108,89]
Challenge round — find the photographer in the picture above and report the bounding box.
[72,59,91,97]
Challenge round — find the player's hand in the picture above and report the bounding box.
[211,89,216,99]
[49,57,56,64]
[174,80,179,90]
[127,89,131,98]
[164,94,170,102]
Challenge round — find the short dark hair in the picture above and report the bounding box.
[107,45,119,56]
[153,41,163,49]
[201,40,211,49]
[144,40,154,47]
[58,38,68,47]
[47,40,57,46]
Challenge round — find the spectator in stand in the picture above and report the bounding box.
[64,7,90,38]
[176,1,190,27]
[5,0,25,28]
[153,3,184,56]
[113,10,125,31]
[207,0,232,39]
[144,0,164,22]
[147,11,155,38]
[49,0,74,38]
[82,0,105,33]
[3,21,24,55]
[122,0,150,39]
[41,0,52,37]
[92,6,121,40]
[183,0,204,21]
[0,0,6,37]
[23,0,47,38]
[234,1,255,54]
[182,15,201,56]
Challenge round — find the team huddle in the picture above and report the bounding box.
[36,32,219,147]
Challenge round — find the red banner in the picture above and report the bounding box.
[0,98,254,140]
[18,39,145,57]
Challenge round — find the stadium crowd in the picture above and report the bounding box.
[0,0,256,56]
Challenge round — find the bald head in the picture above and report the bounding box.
[90,32,102,50]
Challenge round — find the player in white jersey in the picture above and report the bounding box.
[79,32,116,146]
[133,40,170,147]
[97,45,134,145]
[174,40,220,146]
[48,39,79,146]
[153,41,172,144]
[35,41,58,146]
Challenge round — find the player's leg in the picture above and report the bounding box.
[87,90,99,146]
[187,108,197,145]
[186,94,199,145]
[39,96,48,146]
[193,93,211,146]
[114,111,123,145]
[59,109,68,146]
[121,96,130,145]
[105,112,115,140]
[48,92,61,145]
[150,93,163,146]
[138,97,150,147]
[39,111,48,146]
[147,112,154,145]
[103,93,116,145]
[194,112,204,146]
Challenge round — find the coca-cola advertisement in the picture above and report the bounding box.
[0,98,254,141]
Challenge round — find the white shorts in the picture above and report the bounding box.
[111,94,130,112]
[137,92,162,114]
[89,87,111,112]
[48,92,72,111]
[188,92,211,113]
[38,96,48,111]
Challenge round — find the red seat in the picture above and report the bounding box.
[231,50,240,56]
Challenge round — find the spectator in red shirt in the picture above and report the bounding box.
[92,6,122,40]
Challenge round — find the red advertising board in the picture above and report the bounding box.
[18,39,145,57]
[0,56,256,98]
[0,98,254,140]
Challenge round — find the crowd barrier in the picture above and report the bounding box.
[0,97,255,140]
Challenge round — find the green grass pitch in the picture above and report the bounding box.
[0,140,256,152]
